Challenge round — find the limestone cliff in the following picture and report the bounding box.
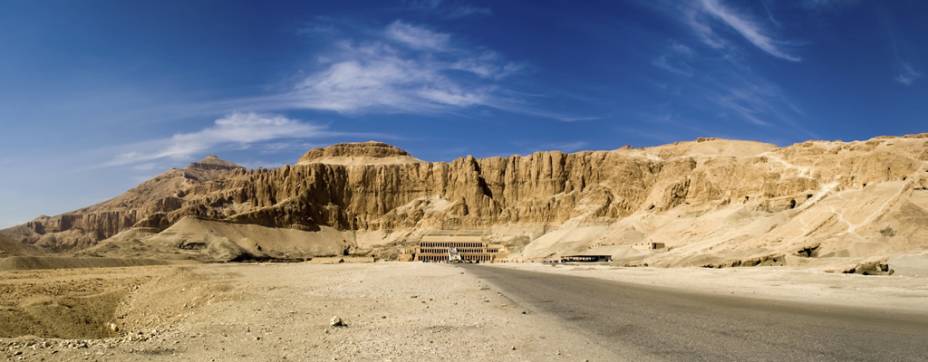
[3,134,927,268]
[297,141,423,166]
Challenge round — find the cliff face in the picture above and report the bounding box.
[3,134,928,266]
[1,156,245,251]
[296,141,423,166]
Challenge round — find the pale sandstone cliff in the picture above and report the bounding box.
[3,136,927,268]
[297,141,423,166]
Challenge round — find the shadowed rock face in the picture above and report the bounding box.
[3,135,928,264]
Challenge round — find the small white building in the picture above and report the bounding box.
[633,241,666,251]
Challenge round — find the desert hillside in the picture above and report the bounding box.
[2,136,927,269]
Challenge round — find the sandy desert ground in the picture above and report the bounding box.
[1,262,618,361]
[2,261,927,361]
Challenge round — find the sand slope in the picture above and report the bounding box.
[519,176,928,270]
[0,256,166,271]
[81,217,355,262]
[0,233,42,257]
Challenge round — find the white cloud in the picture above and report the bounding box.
[670,42,694,56]
[646,39,815,136]
[291,45,491,113]
[714,92,771,126]
[279,21,542,117]
[260,141,316,154]
[548,141,589,152]
[450,51,523,79]
[760,0,781,27]
[641,2,813,136]
[703,75,814,134]
[417,87,488,106]
[685,9,726,50]
[385,21,451,51]
[895,62,922,86]
[691,0,800,62]
[653,41,695,77]
[228,20,587,122]
[652,56,693,77]
[131,163,158,171]
[107,113,326,166]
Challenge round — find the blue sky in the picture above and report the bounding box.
[1,0,926,227]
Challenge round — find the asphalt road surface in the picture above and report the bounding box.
[463,265,928,361]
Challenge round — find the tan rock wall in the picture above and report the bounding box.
[5,136,926,254]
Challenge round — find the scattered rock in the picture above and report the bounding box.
[330,316,347,327]
[795,245,820,258]
[844,261,894,276]
[880,226,896,237]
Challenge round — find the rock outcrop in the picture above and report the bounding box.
[0,155,245,251]
[3,134,927,267]
[297,141,423,166]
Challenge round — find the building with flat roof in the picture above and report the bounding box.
[409,231,502,263]
[633,241,666,251]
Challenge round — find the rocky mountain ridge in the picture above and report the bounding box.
[297,141,423,166]
[2,135,927,268]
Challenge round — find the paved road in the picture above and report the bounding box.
[462,265,928,361]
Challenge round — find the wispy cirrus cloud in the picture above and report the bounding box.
[710,81,791,126]
[288,39,496,113]
[650,62,809,132]
[385,20,451,51]
[106,112,329,166]
[545,141,589,152]
[652,41,695,77]
[759,0,781,27]
[450,51,524,80]
[895,62,922,86]
[643,0,815,137]
[175,18,591,123]
[700,63,813,136]
[886,21,922,87]
[687,0,801,62]
[239,19,589,122]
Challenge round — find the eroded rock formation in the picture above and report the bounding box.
[3,136,927,267]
